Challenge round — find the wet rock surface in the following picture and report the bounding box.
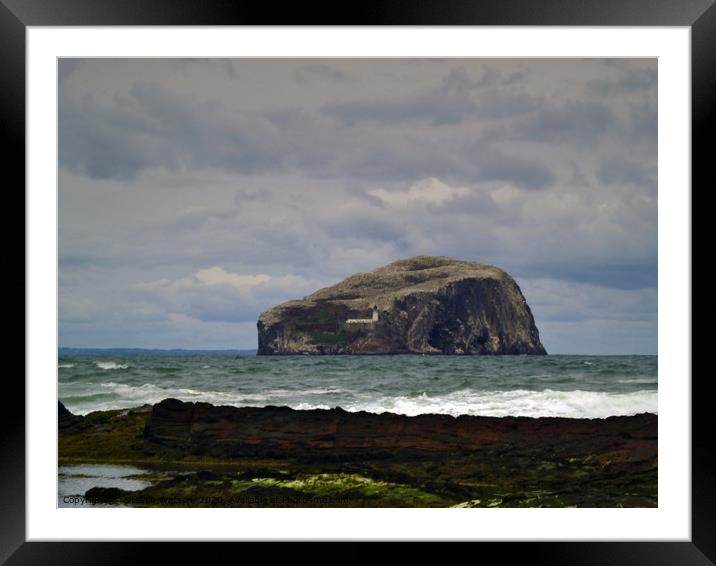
[143,398,656,463]
[59,400,657,507]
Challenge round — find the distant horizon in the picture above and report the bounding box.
[58,346,656,356]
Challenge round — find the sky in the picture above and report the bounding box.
[58,58,657,354]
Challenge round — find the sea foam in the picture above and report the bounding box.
[341,389,657,419]
[62,383,656,419]
[95,361,130,370]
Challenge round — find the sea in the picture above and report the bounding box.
[58,350,657,419]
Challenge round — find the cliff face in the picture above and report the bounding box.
[257,256,546,355]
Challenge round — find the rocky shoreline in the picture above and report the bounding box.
[59,399,657,507]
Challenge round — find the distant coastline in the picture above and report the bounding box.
[59,347,258,357]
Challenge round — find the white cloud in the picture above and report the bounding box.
[138,267,309,293]
[175,267,271,290]
[129,267,324,325]
[368,178,468,207]
[489,184,521,205]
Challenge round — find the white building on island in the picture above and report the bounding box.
[346,305,379,324]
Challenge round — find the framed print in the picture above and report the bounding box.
[6,0,711,563]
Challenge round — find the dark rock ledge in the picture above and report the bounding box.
[140,398,656,463]
[58,400,657,508]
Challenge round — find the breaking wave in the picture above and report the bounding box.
[60,382,656,419]
[341,389,657,419]
[95,361,130,370]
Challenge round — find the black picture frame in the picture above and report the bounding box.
[5,0,709,563]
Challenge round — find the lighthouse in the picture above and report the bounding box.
[345,305,379,324]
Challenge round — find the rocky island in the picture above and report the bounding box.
[257,256,546,355]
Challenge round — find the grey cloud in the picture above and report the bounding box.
[264,107,309,127]
[321,216,405,243]
[165,286,256,323]
[322,91,477,126]
[587,66,657,96]
[567,162,593,188]
[443,66,508,91]
[60,81,291,180]
[233,186,273,204]
[475,150,555,189]
[164,207,239,234]
[516,100,615,145]
[321,66,486,126]
[60,66,628,189]
[223,61,239,81]
[596,158,654,187]
[518,277,657,354]
[476,90,541,119]
[535,319,656,355]
[332,138,461,182]
[60,80,477,183]
[442,67,479,92]
[516,263,657,291]
[519,278,657,324]
[503,70,527,85]
[59,99,153,180]
[59,59,85,83]
[295,64,351,84]
[129,269,329,325]
[625,101,657,144]
[436,191,498,215]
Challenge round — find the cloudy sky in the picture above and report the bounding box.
[58,58,657,354]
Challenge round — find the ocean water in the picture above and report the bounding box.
[58,464,156,507]
[58,352,657,419]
